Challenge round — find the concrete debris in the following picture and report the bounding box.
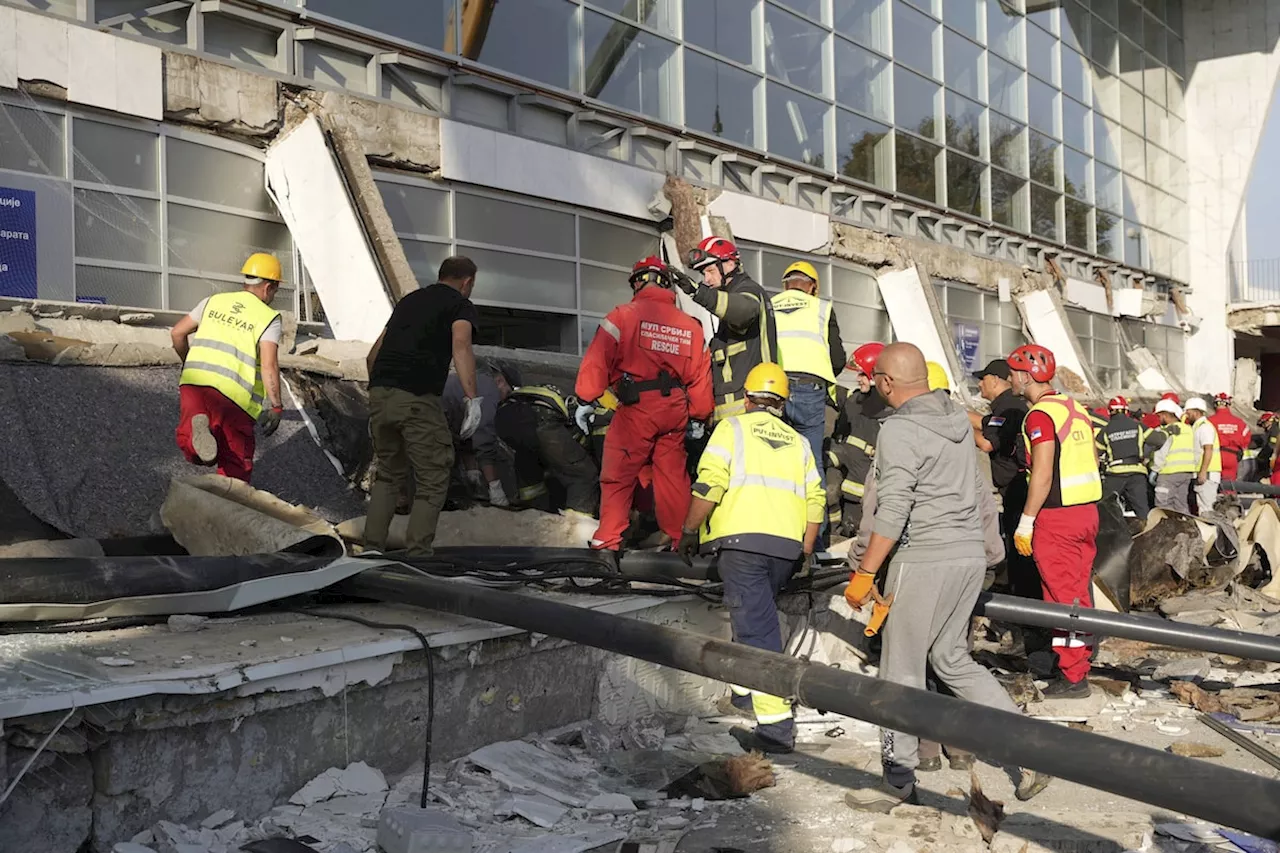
[506,827,628,853]
[1168,742,1226,758]
[96,656,136,667]
[1152,657,1211,683]
[509,794,569,829]
[0,537,102,558]
[585,793,638,814]
[466,740,606,808]
[161,475,344,557]
[113,845,158,853]
[340,506,601,551]
[198,809,235,829]
[376,806,471,853]
[290,762,387,807]
[169,615,210,634]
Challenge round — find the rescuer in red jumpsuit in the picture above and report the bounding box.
[576,256,714,558]
[1209,392,1249,486]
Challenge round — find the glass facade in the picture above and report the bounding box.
[63,0,1190,282]
[935,280,1028,384]
[0,94,294,311]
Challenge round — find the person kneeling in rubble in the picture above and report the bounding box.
[495,382,600,516]
[843,344,1049,812]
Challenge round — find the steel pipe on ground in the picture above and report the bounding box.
[343,569,1280,840]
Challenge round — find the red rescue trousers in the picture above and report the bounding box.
[1031,503,1098,683]
[591,394,689,551]
[176,384,256,482]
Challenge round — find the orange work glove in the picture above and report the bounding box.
[844,571,876,610]
[864,592,894,637]
[1014,514,1036,558]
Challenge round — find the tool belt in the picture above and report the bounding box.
[616,371,682,406]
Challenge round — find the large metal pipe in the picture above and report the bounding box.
[404,549,1280,664]
[344,569,1280,839]
[976,592,1280,664]
[1221,480,1280,496]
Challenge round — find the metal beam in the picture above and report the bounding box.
[344,568,1280,840]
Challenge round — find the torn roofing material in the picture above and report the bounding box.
[0,364,365,539]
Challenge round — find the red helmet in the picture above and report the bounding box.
[1006,344,1056,383]
[687,236,739,271]
[1160,392,1180,403]
[629,255,669,290]
[1108,395,1130,412]
[849,342,885,376]
[1214,392,1232,407]
[1261,412,1276,427]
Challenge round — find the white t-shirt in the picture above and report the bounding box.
[1193,419,1221,481]
[189,296,283,345]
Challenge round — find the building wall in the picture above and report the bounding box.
[1184,0,1280,391]
[0,0,1197,396]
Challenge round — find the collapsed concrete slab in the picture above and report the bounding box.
[337,507,599,551]
[160,475,343,557]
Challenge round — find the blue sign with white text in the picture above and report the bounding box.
[0,188,37,299]
[953,321,981,373]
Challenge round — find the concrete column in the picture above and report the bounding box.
[1184,0,1280,390]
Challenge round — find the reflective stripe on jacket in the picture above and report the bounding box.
[693,410,825,559]
[1100,413,1147,476]
[179,291,279,419]
[693,272,776,423]
[1158,422,1197,474]
[770,290,835,384]
[510,385,571,420]
[1022,394,1102,508]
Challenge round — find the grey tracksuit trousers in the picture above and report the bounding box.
[1154,472,1192,515]
[878,558,1023,788]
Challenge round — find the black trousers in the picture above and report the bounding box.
[1000,476,1042,600]
[495,403,600,515]
[1103,473,1150,521]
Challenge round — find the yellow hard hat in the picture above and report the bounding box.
[744,362,790,401]
[926,361,950,392]
[241,252,283,282]
[598,388,620,411]
[782,261,819,288]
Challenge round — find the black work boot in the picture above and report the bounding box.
[729,725,794,755]
[1042,675,1092,698]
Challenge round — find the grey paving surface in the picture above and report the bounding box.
[0,363,365,539]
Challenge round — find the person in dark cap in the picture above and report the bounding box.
[968,358,1038,599]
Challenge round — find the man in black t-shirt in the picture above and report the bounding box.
[364,256,481,556]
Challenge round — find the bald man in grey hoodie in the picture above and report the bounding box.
[844,343,1049,812]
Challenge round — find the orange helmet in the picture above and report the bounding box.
[849,342,885,377]
[1007,344,1056,383]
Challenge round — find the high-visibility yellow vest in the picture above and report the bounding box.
[695,410,823,557]
[180,291,279,419]
[1158,422,1197,474]
[1021,394,1102,507]
[770,290,835,385]
[510,385,570,420]
[1190,417,1223,474]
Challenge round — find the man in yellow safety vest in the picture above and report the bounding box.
[1183,397,1222,516]
[169,252,285,482]
[770,261,845,542]
[1009,344,1102,699]
[677,362,825,755]
[1147,398,1196,514]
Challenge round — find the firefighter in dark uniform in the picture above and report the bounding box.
[1097,395,1150,521]
[1255,412,1280,481]
[830,342,886,538]
[969,359,1036,598]
[672,236,776,424]
[495,384,600,516]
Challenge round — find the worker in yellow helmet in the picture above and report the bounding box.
[925,360,949,392]
[769,261,845,546]
[677,362,826,755]
[169,253,286,482]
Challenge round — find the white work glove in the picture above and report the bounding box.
[460,396,484,440]
[1014,514,1036,558]
[575,404,594,435]
[488,480,509,507]
[687,421,706,441]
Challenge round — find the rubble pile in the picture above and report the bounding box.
[113,718,763,853]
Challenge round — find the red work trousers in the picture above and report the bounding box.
[1031,503,1099,683]
[176,384,256,482]
[591,395,689,551]
[1220,451,1240,484]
